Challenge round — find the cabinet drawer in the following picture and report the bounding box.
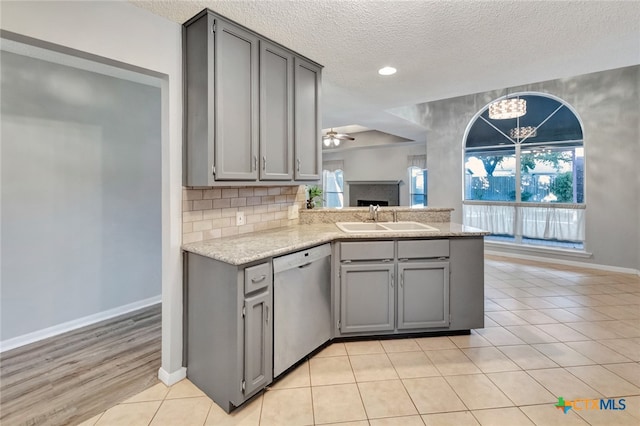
[244,262,272,294]
[397,240,449,259]
[340,241,394,261]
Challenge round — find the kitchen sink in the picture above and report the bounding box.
[335,222,390,232]
[335,221,439,233]
[382,222,438,231]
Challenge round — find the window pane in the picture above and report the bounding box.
[322,169,344,208]
[408,167,427,207]
[464,149,516,201]
[520,146,583,203]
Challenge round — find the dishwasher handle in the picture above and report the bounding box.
[273,244,331,273]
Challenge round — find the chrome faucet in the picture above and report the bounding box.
[393,210,398,222]
[369,204,380,222]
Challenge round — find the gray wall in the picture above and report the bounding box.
[395,66,639,271]
[323,138,426,207]
[1,50,162,341]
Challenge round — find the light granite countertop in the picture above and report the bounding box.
[182,222,488,265]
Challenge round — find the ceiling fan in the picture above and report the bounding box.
[323,129,354,147]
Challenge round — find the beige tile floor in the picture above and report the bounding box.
[80,255,640,426]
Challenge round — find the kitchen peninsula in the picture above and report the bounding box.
[182,207,488,412]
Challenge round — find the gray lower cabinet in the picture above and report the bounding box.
[337,239,460,336]
[397,261,450,329]
[243,290,272,395]
[339,263,395,333]
[185,253,272,412]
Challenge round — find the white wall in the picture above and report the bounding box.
[0,1,185,383]
[1,51,162,342]
[399,66,640,271]
[323,141,426,207]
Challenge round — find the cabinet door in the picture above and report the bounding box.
[214,19,259,180]
[293,57,321,180]
[243,290,272,396]
[260,41,293,180]
[397,261,450,329]
[340,263,395,333]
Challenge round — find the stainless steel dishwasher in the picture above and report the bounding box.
[272,243,331,377]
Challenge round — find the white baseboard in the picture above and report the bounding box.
[0,295,161,353]
[485,248,640,276]
[158,366,187,386]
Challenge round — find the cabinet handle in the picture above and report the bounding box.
[400,272,404,287]
[262,155,266,171]
[296,158,301,172]
[298,262,313,269]
[253,155,258,171]
[382,259,392,263]
[251,274,267,283]
[265,305,269,324]
[391,272,394,288]
[399,258,409,262]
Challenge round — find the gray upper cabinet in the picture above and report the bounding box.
[214,20,259,181]
[184,9,322,186]
[260,41,293,180]
[294,58,322,180]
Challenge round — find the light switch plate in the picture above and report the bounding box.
[236,211,245,226]
[288,205,299,220]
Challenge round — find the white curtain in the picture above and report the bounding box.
[407,155,426,169]
[463,204,515,235]
[323,160,344,172]
[463,203,585,243]
[518,206,585,242]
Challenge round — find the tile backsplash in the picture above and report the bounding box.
[183,186,307,243]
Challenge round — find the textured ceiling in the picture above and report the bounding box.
[131,0,640,141]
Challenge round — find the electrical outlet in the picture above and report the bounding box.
[288,205,299,220]
[236,211,245,226]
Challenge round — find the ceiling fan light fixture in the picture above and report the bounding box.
[378,66,397,76]
[323,128,354,147]
[489,97,526,120]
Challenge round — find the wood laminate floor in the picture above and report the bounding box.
[0,304,161,426]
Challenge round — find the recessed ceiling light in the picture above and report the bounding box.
[378,66,396,76]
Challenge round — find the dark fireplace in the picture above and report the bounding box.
[357,200,389,206]
[348,181,400,207]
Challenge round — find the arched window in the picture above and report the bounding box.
[463,93,585,249]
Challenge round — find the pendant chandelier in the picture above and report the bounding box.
[509,126,537,139]
[489,95,526,120]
